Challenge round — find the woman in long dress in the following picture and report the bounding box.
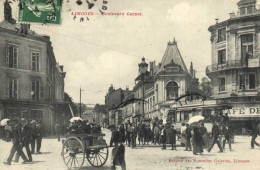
[192,123,204,155]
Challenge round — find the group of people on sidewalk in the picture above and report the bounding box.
[3,118,42,165]
[181,113,233,155]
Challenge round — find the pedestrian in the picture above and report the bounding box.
[109,126,116,147]
[131,124,137,148]
[119,124,125,143]
[208,121,223,153]
[30,120,37,154]
[161,125,166,150]
[200,122,210,149]
[126,124,132,147]
[192,123,204,155]
[4,118,29,165]
[153,125,160,145]
[35,122,42,154]
[111,133,126,170]
[223,113,229,125]
[14,118,32,162]
[169,125,177,150]
[250,123,259,149]
[55,122,60,142]
[4,120,12,142]
[223,124,232,151]
[180,123,186,146]
[185,124,192,151]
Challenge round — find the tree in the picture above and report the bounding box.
[199,77,213,98]
[64,92,78,116]
[93,104,107,115]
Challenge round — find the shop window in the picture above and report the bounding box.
[219,77,225,92]
[218,49,226,64]
[217,27,226,42]
[166,81,178,100]
[184,111,189,120]
[239,74,246,90]
[6,45,18,68]
[8,79,18,99]
[241,34,253,66]
[249,74,256,89]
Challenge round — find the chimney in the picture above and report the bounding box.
[215,18,219,24]
[60,65,64,72]
[20,24,30,35]
[150,61,154,76]
[229,11,235,18]
[190,62,194,77]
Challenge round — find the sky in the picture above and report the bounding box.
[1,0,259,105]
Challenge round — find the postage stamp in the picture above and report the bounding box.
[18,0,62,25]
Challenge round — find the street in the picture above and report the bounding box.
[0,129,260,170]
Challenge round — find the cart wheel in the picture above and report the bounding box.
[86,145,108,167]
[62,137,85,170]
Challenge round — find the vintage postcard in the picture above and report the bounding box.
[0,0,260,170]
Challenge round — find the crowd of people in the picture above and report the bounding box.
[2,118,42,165]
[109,112,239,156]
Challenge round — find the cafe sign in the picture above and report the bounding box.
[223,107,260,117]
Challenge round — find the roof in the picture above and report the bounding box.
[156,40,188,75]
[237,0,256,5]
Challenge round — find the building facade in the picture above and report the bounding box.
[206,0,260,133]
[0,19,68,134]
[132,40,199,126]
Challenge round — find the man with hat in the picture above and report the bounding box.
[169,124,177,150]
[30,120,37,154]
[14,118,32,162]
[161,125,166,149]
[4,118,28,165]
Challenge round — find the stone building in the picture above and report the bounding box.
[0,16,70,134]
[132,40,199,125]
[206,0,260,133]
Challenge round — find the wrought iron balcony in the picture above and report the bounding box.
[206,59,259,75]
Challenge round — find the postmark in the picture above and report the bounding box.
[18,0,62,25]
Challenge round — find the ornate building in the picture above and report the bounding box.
[206,0,260,133]
[132,39,199,125]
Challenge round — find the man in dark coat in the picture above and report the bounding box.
[119,124,125,143]
[131,124,137,148]
[223,124,232,151]
[208,121,223,153]
[251,123,259,149]
[4,119,28,165]
[14,118,32,162]
[185,124,192,151]
[169,125,177,150]
[35,122,42,154]
[161,125,166,149]
[111,132,126,170]
[30,120,37,154]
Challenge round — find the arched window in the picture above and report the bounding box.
[166,81,178,100]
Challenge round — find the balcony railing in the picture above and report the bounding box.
[206,59,259,75]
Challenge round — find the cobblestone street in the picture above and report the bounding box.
[0,129,260,170]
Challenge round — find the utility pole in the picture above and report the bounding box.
[80,87,84,118]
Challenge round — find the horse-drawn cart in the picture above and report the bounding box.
[61,133,108,169]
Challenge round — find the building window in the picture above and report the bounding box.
[8,79,18,99]
[247,6,253,14]
[6,45,18,68]
[249,74,256,89]
[239,74,246,90]
[217,28,226,42]
[166,81,178,100]
[241,34,253,66]
[32,81,44,101]
[240,7,246,15]
[32,52,40,71]
[219,77,225,92]
[218,49,226,64]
